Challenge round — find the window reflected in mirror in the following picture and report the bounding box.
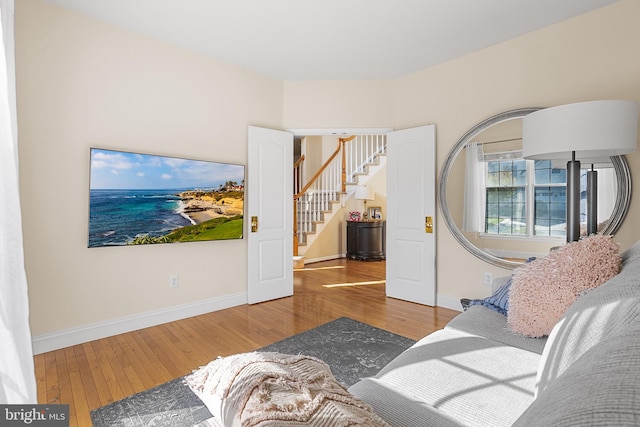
[469,151,615,239]
[440,108,630,269]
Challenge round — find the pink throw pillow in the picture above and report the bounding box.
[507,234,621,337]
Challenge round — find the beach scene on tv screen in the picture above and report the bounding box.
[88,148,244,248]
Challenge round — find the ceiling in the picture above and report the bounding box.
[39,0,619,81]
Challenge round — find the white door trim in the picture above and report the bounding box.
[287,127,393,136]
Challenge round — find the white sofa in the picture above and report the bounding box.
[348,241,640,426]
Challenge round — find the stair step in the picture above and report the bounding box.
[296,139,386,255]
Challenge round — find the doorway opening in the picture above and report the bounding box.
[289,128,391,267]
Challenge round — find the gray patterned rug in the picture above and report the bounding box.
[90,317,415,427]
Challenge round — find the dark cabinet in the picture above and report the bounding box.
[346,220,386,261]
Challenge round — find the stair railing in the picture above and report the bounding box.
[294,134,387,256]
[293,154,305,195]
[343,134,387,185]
[294,137,350,255]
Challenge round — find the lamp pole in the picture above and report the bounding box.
[586,164,598,235]
[566,151,581,243]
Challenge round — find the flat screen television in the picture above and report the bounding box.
[88,148,245,248]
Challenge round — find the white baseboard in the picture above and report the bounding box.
[32,287,461,354]
[302,254,346,264]
[436,293,463,312]
[32,292,247,354]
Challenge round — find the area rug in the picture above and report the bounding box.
[90,317,415,427]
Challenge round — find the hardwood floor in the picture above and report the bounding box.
[33,258,459,426]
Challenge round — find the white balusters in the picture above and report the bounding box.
[296,134,386,247]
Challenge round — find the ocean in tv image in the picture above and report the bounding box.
[88,148,245,248]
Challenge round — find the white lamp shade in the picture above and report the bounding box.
[355,186,375,201]
[522,100,639,160]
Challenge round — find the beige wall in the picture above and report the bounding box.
[300,135,341,182]
[285,0,640,300]
[16,0,640,342]
[394,0,640,299]
[17,0,283,337]
[301,136,323,180]
[283,80,395,129]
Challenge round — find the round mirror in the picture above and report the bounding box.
[439,108,632,269]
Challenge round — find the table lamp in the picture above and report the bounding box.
[355,185,375,220]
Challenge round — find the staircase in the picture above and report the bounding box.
[294,134,387,257]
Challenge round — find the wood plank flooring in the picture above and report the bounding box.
[33,258,460,426]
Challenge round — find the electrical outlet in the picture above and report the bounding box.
[169,275,179,288]
[483,272,493,286]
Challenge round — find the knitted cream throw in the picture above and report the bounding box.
[186,352,389,427]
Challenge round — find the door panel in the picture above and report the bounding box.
[247,126,293,304]
[386,125,436,306]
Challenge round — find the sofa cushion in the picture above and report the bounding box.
[535,243,640,396]
[621,239,640,266]
[507,234,621,337]
[464,258,536,315]
[466,279,512,315]
[348,378,465,427]
[446,306,547,354]
[349,328,540,427]
[514,323,640,427]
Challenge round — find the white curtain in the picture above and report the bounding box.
[597,168,616,221]
[0,0,37,404]
[462,142,486,233]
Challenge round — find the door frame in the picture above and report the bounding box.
[288,126,437,305]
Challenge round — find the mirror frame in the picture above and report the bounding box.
[439,108,632,269]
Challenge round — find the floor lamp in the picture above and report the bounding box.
[522,100,638,243]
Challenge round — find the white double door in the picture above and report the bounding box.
[247,125,436,306]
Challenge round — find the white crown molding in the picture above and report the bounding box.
[32,292,247,354]
[287,128,393,137]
